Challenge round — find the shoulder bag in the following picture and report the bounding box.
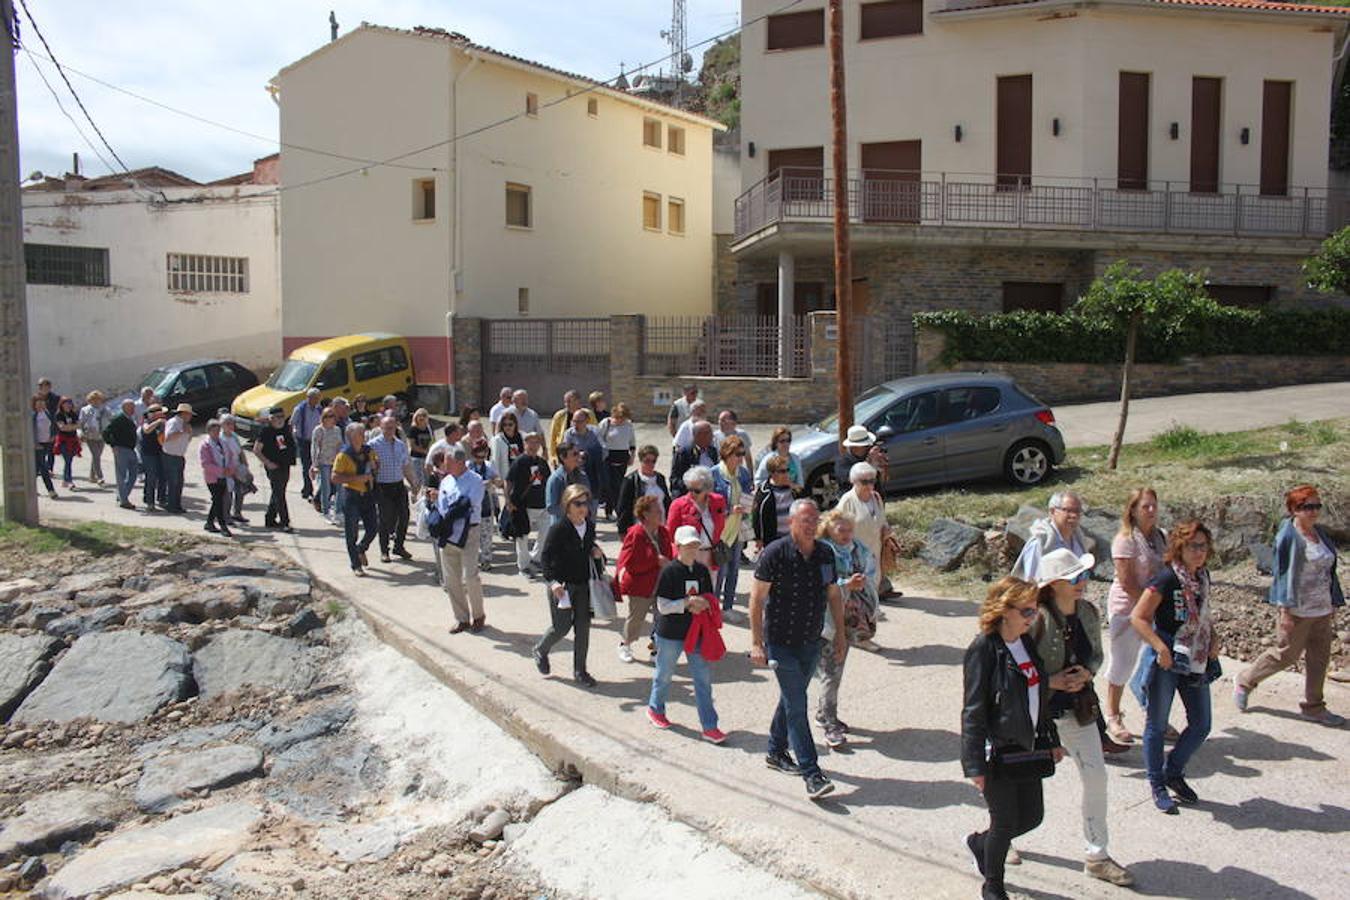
[589,557,618,619]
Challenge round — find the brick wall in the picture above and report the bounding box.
[451,317,483,414]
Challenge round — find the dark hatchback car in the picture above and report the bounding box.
[792,373,1067,507]
[130,360,260,420]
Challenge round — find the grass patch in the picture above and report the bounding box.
[0,518,197,559]
[324,599,347,622]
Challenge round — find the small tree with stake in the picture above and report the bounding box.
[1075,262,1214,470]
[1302,225,1350,295]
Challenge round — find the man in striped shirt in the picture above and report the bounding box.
[368,415,415,563]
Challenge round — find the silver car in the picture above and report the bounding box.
[791,373,1067,507]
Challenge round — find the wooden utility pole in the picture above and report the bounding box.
[827,0,853,438]
[0,0,36,524]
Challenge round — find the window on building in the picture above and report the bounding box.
[859,0,923,39]
[767,9,825,50]
[167,254,249,293]
[667,197,686,235]
[24,243,109,286]
[668,125,686,156]
[643,192,662,231]
[506,183,532,228]
[1001,281,1063,313]
[526,92,539,116]
[643,117,663,149]
[413,178,436,220]
[1206,284,1273,308]
[587,97,598,117]
[518,287,530,316]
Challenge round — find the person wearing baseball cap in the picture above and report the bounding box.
[254,405,297,532]
[647,524,726,743]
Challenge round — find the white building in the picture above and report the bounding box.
[21,158,281,396]
[271,24,723,409]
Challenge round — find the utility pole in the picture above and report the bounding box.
[0,0,36,524]
[827,0,853,439]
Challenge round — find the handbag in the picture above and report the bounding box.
[989,745,1057,781]
[1072,683,1102,727]
[497,504,518,540]
[696,514,732,568]
[589,558,617,619]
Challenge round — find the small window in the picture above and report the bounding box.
[860,0,923,40]
[413,178,436,221]
[1206,284,1273,308]
[643,118,663,149]
[767,9,825,50]
[940,387,1002,425]
[206,363,239,389]
[353,346,409,381]
[1002,282,1064,313]
[526,92,539,116]
[518,287,530,316]
[879,391,940,434]
[668,125,686,156]
[587,97,598,117]
[506,183,532,228]
[166,253,249,293]
[667,197,685,235]
[643,192,662,231]
[24,243,109,286]
[314,359,349,390]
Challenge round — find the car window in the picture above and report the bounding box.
[940,386,1002,424]
[315,358,349,390]
[352,346,408,381]
[878,391,940,434]
[179,368,209,395]
[206,364,238,389]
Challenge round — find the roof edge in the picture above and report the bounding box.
[934,0,1350,20]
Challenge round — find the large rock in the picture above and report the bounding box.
[0,634,63,720]
[56,572,121,595]
[1003,504,1045,555]
[134,743,264,812]
[121,582,189,612]
[135,719,264,760]
[1078,510,1120,583]
[172,586,252,623]
[17,606,66,630]
[192,631,320,700]
[39,801,262,899]
[315,820,403,862]
[253,701,353,753]
[201,574,311,617]
[920,519,985,572]
[0,787,127,863]
[74,588,126,609]
[13,631,192,725]
[0,577,43,602]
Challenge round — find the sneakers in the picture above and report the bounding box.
[617,643,635,664]
[393,547,413,560]
[1105,713,1135,745]
[1085,857,1135,887]
[804,772,835,800]
[574,671,597,688]
[1165,776,1199,804]
[1301,708,1347,727]
[470,617,485,634]
[701,728,727,744]
[1006,846,1021,866]
[965,832,986,877]
[765,750,800,775]
[1234,684,1251,712]
[1152,783,1179,814]
[532,648,550,675]
[854,639,881,652]
[1101,734,1131,754]
[824,726,847,748]
[646,707,672,729]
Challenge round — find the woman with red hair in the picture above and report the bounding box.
[1235,485,1344,727]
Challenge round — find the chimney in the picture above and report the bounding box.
[72,151,80,176]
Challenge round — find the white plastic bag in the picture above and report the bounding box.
[413,495,431,542]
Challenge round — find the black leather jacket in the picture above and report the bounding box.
[961,632,1060,778]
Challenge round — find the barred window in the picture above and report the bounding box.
[24,243,109,286]
[167,254,249,293]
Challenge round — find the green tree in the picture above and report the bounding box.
[1303,226,1350,295]
[1075,262,1215,469]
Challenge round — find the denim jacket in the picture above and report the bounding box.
[1267,519,1344,610]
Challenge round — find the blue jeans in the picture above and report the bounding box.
[317,464,334,515]
[715,538,742,610]
[161,454,186,511]
[1143,664,1212,786]
[140,454,164,506]
[342,489,378,570]
[60,446,76,484]
[767,641,823,778]
[113,446,138,503]
[649,635,718,731]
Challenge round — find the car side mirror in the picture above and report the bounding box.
[875,425,895,440]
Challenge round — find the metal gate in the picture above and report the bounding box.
[851,315,914,391]
[480,319,611,411]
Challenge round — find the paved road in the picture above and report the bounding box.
[35,385,1349,900]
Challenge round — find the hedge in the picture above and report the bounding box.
[915,307,1350,365]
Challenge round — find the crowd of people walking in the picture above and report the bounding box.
[31,374,1344,899]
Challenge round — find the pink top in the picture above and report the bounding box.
[199,437,228,484]
[1107,528,1167,616]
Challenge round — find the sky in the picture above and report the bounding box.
[15,0,741,183]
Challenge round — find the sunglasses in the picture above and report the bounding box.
[1069,571,1089,585]
[1297,502,1323,511]
[1186,541,1211,552]
[568,499,589,507]
[1015,606,1038,619]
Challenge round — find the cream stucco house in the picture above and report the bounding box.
[733,0,1350,374]
[272,24,723,410]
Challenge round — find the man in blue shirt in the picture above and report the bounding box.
[435,445,486,633]
[368,415,414,563]
[290,388,324,501]
[544,441,589,529]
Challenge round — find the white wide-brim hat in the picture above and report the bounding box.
[841,424,876,448]
[1036,548,1095,587]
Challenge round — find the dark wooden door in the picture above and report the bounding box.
[1190,77,1222,194]
[1117,72,1150,190]
[768,146,825,203]
[861,140,921,222]
[1260,81,1292,197]
[997,75,1032,189]
[756,281,826,317]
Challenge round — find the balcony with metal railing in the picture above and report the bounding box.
[731,168,1350,247]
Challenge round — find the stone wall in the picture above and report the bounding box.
[451,317,483,414]
[713,235,738,315]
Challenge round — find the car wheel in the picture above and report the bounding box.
[806,467,842,510]
[1004,439,1053,487]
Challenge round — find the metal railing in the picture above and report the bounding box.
[641,315,810,378]
[733,168,1350,243]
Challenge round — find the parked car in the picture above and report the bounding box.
[791,373,1067,508]
[126,359,259,421]
[231,333,415,439]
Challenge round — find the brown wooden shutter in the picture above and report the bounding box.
[861,140,922,222]
[860,0,923,39]
[1260,81,1292,197]
[997,75,1032,189]
[1117,72,1150,191]
[767,10,825,50]
[1190,77,1222,194]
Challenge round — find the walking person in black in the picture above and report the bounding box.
[962,575,1065,900]
[533,484,606,688]
[506,432,550,576]
[254,406,296,533]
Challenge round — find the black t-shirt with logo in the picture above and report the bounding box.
[655,559,715,642]
[258,425,296,467]
[508,453,550,510]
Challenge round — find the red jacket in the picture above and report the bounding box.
[666,494,726,566]
[685,597,726,662]
[617,523,672,598]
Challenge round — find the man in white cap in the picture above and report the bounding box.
[291,387,324,501]
[835,424,888,492]
[160,402,194,514]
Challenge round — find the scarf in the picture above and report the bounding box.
[1171,561,1213,665]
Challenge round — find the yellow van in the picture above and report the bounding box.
[231,333,414,437]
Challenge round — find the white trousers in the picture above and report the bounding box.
[1057,715,1111,861]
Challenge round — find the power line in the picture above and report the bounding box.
[19,47,116,175]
